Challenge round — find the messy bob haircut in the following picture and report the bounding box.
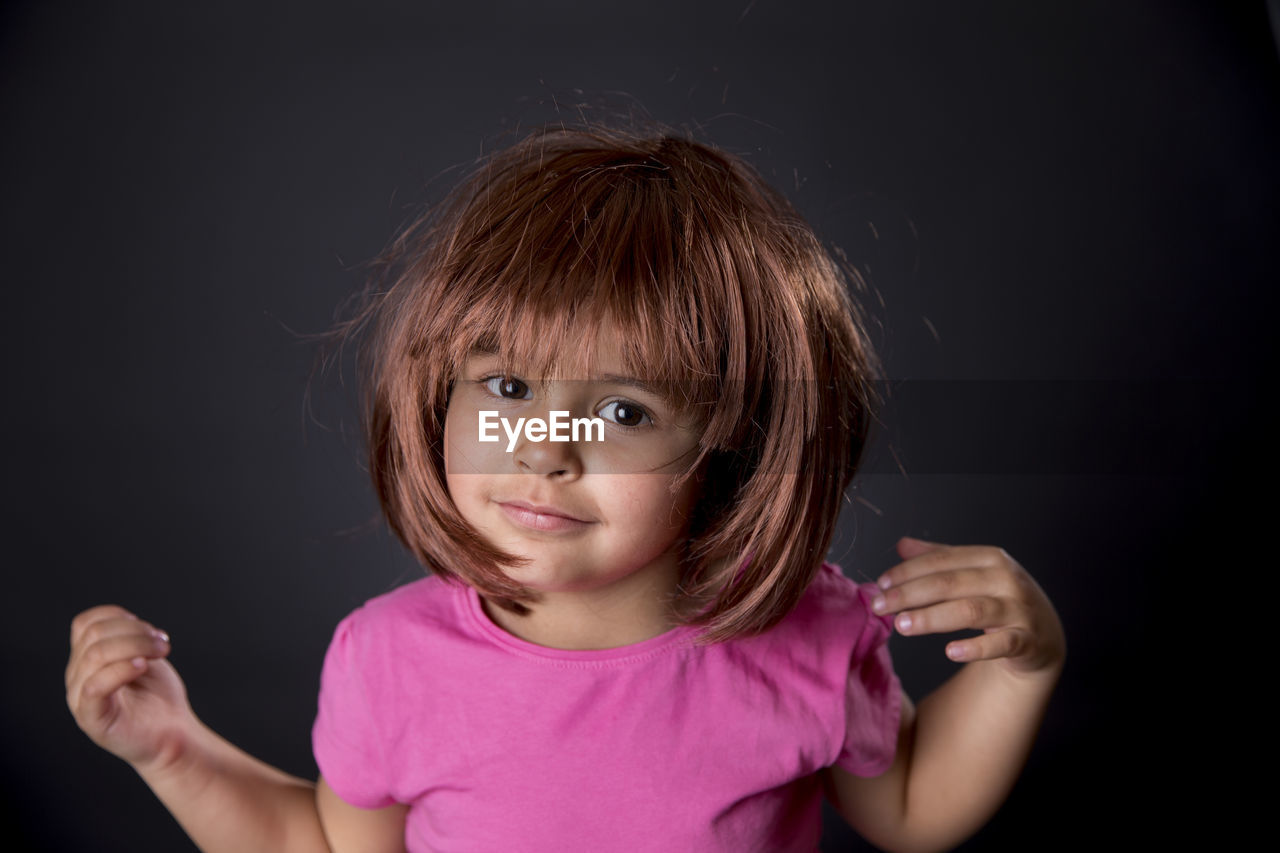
[337,121,881,644]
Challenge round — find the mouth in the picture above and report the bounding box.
[496,500,593,533]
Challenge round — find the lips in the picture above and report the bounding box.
[499,500,589,522]
[497,500,592,532]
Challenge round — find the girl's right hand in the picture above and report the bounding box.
[65,605,197,774]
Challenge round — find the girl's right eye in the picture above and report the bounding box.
[481,375,532,400]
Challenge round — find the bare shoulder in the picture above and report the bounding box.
[316,777,409,853]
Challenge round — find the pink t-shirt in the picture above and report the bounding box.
[312,562,900,852]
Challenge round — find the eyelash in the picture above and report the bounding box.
[476,374,654,431]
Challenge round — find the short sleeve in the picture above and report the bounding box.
[834,583,903,777]
[312,610,397,808]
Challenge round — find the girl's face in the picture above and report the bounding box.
[442,332,705,599]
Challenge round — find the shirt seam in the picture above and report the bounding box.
[454,580,700,669]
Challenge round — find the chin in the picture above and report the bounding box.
[503,566,609,595]
[493,559,571,589]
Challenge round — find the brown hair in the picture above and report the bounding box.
[338,121,881,644]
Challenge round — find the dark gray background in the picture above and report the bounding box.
[4,1,1274,850]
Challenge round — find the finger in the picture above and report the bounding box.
[67,618,168,690]
[877,544,1007,590]
[894,536,947,561]
[72,656,150,726]
[68,631,170,704]
[70,605,138,648]
[890,596,1009,637]
[944,628,1031,663]
[871,566,1001,616]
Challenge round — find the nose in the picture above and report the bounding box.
[511,413,585,479]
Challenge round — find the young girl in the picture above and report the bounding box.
[65,123,1065,852]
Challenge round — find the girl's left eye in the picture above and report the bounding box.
[598,400,651,428]
[482,376,532,399]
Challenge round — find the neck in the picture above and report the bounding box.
[479,560,683,650]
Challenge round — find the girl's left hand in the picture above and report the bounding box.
[872,537,1066,677]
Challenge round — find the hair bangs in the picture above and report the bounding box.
[436,151,726,424]
[334,121,883,642]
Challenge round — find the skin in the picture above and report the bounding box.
[62,331,712,852]
[64,605,359,853]
[442,340,705,650]
[64,346,1065,852]
[821,536,1066,853]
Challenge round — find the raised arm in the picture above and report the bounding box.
[66,605,404,853]
[823,539,1065,852]
[134,719,331,853]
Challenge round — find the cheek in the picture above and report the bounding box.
[442,404,475,500]
[443,402,509,520]
[610,476,697,533]
[443,408,458,480]
[443,401,476,470]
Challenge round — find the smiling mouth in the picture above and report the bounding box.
[497,501,593,532]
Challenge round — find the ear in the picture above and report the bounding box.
[896,536,945,560]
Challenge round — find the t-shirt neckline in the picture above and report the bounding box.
[458,580,698,663]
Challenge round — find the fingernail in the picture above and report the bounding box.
[877,575,892,590]
[131,657,146,669]
[872,596,886,614]
[947,644,967,660]
[896,614,912,632]
[151,629,169,643]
